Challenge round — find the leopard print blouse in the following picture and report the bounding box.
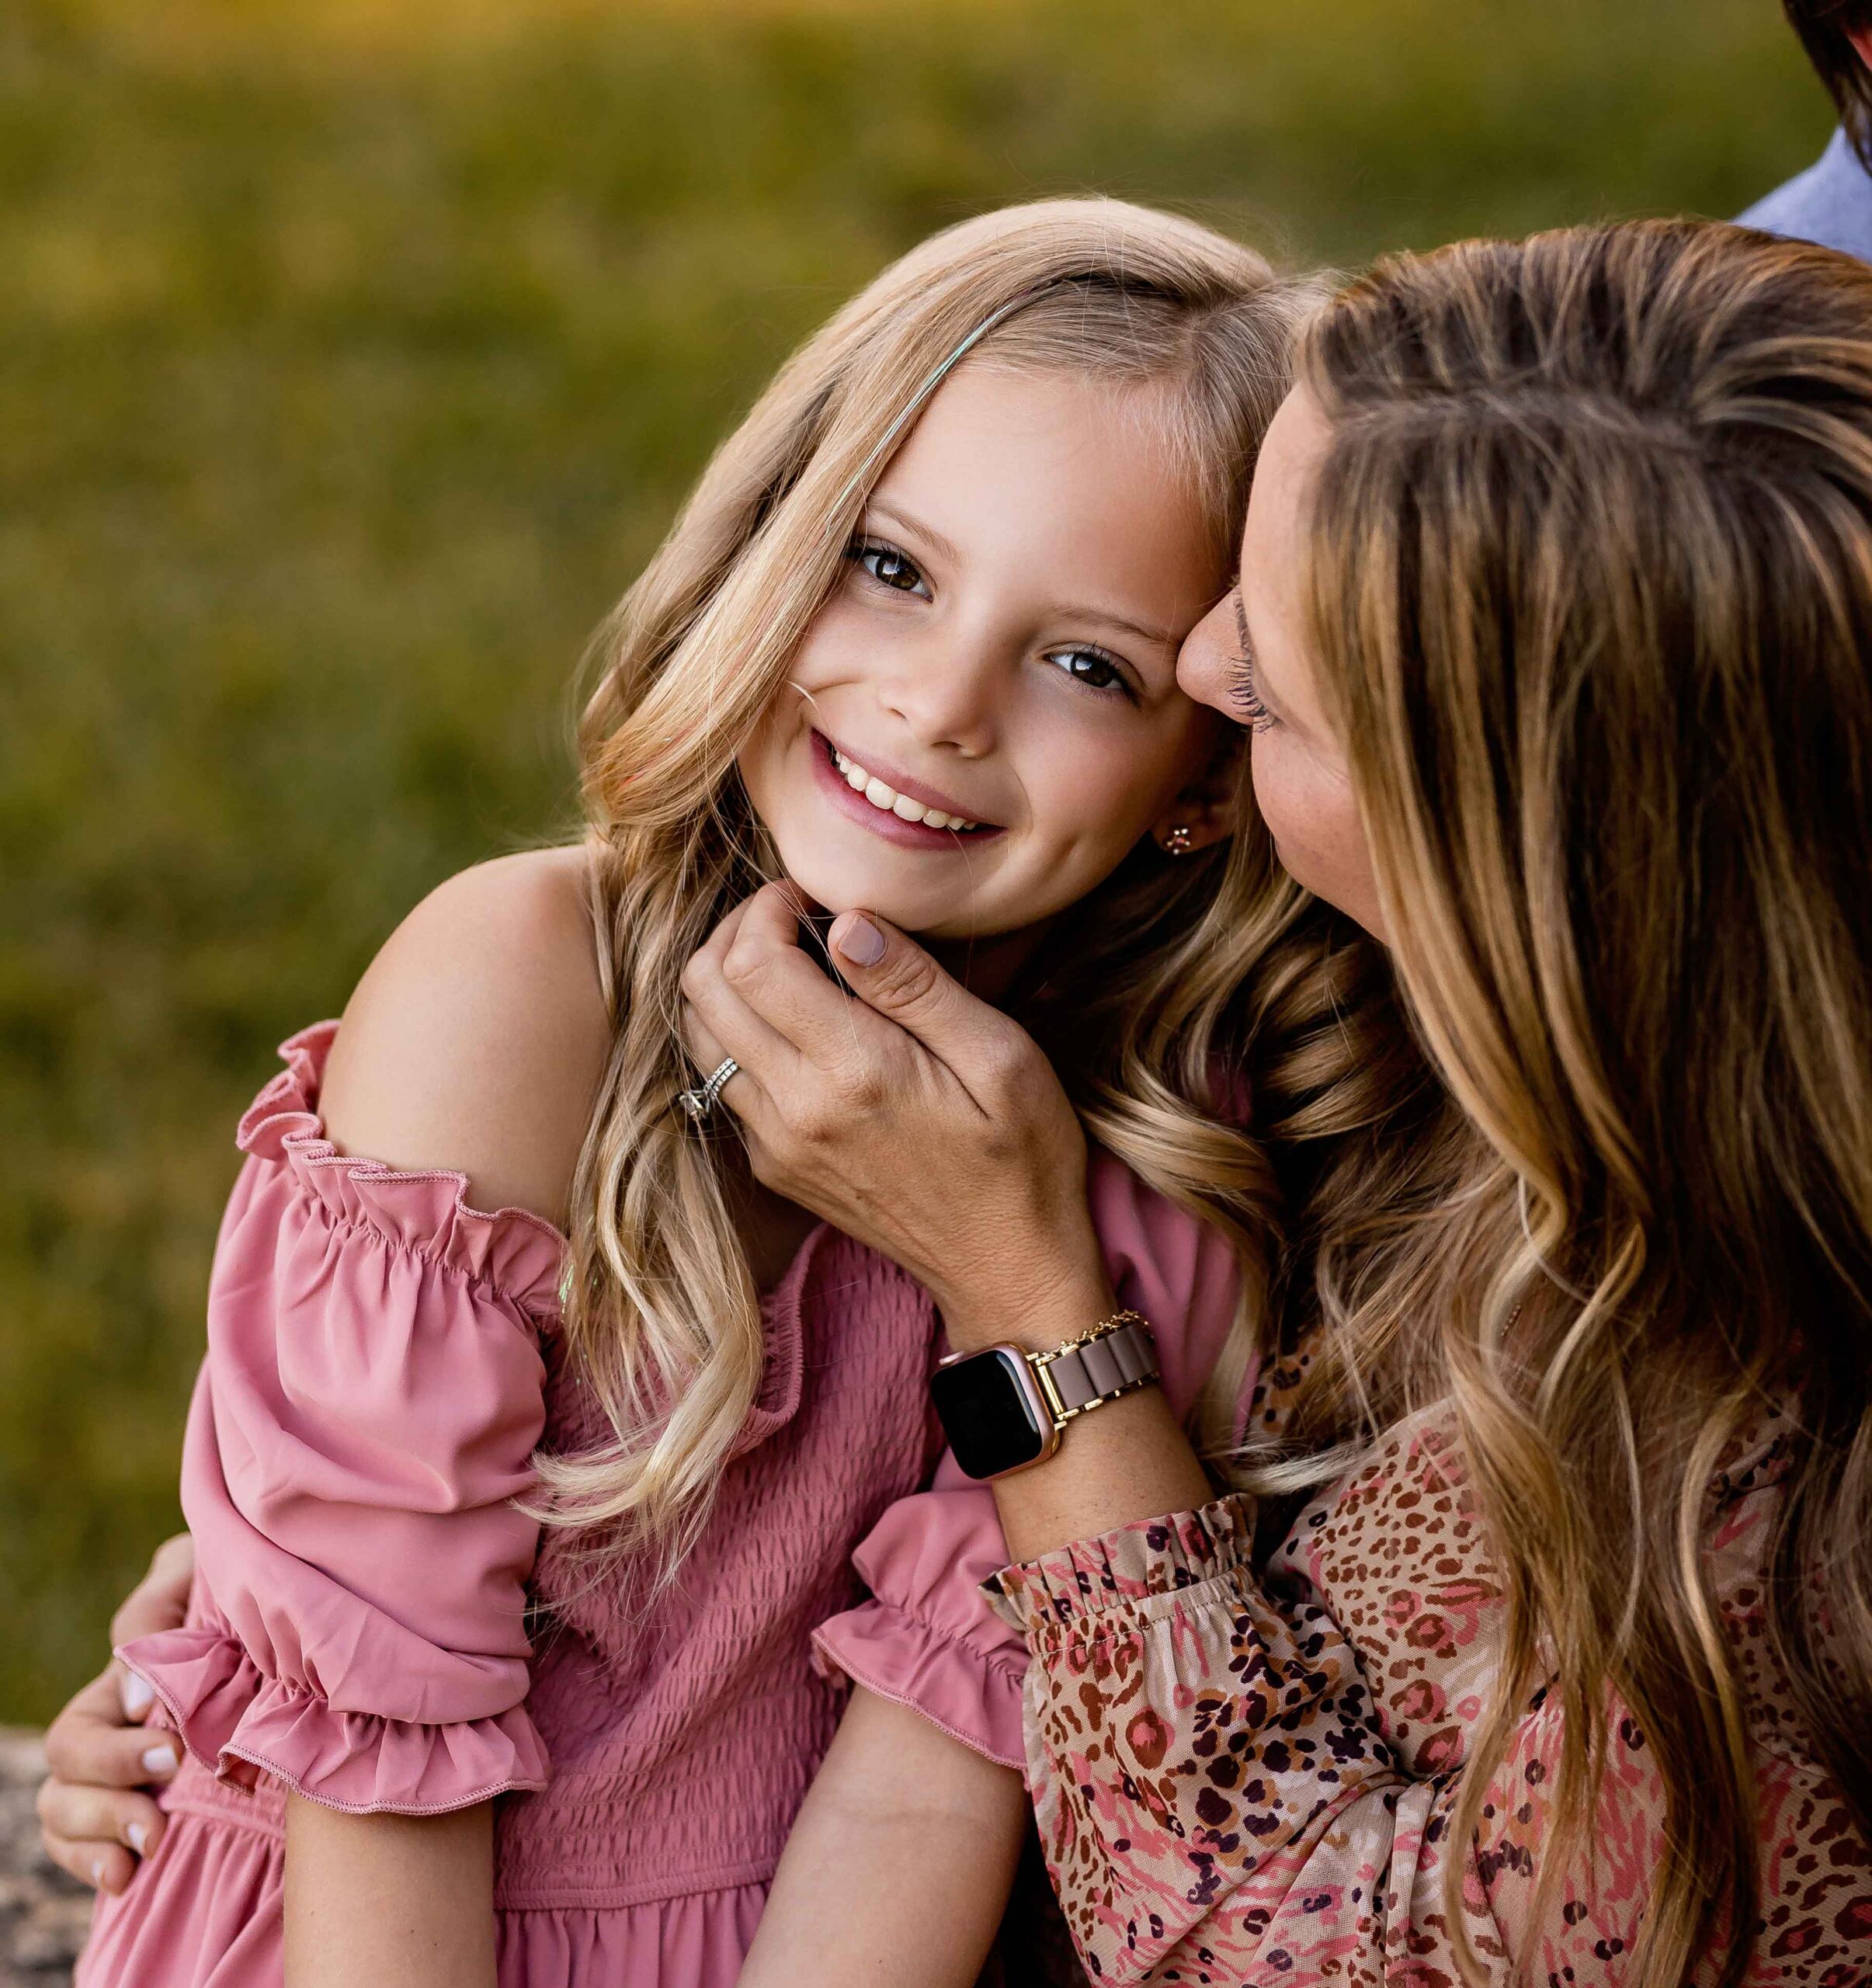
[987,1366,1872,1986]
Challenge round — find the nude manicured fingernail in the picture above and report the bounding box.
[91,1856,109,1889]
[141,1743,178,1777]
[833,916,885,967]
[120,1672,154,1718]
[127,1822,149,1857]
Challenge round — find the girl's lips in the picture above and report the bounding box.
[808,731,1006,853]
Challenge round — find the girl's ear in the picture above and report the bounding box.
[1150,728,1242,857]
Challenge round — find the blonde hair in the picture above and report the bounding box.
[1274,219,1872,1987]
[535,200,1320,1571]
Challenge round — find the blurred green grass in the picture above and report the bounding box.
[0,0,1832,1719]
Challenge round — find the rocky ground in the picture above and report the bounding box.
[0,1734,87,1988]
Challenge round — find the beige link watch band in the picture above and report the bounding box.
[1026,1310,1159,1423]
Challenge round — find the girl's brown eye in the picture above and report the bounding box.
[851,540,929,596]
[1046,646,1135,700]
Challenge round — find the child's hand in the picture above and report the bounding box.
[38,1531,193,1892]
[680,883,1113,1349]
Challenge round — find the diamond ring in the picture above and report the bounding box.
[675,1056,740,1126]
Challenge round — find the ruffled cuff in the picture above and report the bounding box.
[811,1600,1026,1771]
[985,1492,1257,1646]
[120,1625,549,1816]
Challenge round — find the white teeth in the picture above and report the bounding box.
[829,746,978,832]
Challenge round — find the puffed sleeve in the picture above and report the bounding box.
[116,1024,566,1815]
[811,1150,1250,1774]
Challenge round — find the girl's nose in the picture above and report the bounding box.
[878,633,1002,757]
[1176,593,1243,721]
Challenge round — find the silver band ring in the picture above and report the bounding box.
[676,1056,740,1125]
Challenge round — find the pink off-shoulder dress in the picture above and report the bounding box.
[78,1023,1245,1988]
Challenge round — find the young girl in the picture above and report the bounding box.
[72,200,1315,1986]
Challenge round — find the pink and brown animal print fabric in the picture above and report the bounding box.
[988,1376,1872,1986]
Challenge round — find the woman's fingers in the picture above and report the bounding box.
[37,1776,167,1875]
[680,904,807,1100]
[825,911,1017,1095]
[43,1667,179,1789]
[715,885,902,1072]
[39,1662,181,1889]
[42,1829,141,1896]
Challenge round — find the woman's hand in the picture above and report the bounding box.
[679,885,1113,1348]
[38,1531,193,1893]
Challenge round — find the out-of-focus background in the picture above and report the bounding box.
[0,0,1836,1728]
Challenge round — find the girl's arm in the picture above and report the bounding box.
[109,854,606,1985]
[270,853,606,1988]
[738,1687,1027,1988]
[285,1799,497,1988]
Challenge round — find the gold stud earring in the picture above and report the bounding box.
[1163,824,1194,857]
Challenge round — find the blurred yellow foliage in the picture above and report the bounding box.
[0,0,1834,1721]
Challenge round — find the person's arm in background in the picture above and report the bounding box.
[738,1688,1027,1988]
[38,1532,194,1893]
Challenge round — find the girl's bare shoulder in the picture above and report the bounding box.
[318,843,612,1228]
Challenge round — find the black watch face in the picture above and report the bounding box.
[930,1349,1049,1479]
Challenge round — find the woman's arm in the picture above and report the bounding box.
[285,1798,497,1988]
[679,896,1847,1984]
[739,1687,1027,1988]
[677,887,1214,1562]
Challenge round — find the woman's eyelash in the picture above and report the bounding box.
[1231,652,1274,730]
[1229,587,1275,732]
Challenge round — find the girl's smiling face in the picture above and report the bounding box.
[736,362,1231,940]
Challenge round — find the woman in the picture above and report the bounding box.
[45,219,1872,1983]
[681,218,1872,1986]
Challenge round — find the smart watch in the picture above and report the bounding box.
[929,1311,1161,1481]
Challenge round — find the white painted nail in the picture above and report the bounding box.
[120,1672,154,1718]
[91,1856,109,1889]
[141,1743,178,1777]
[127,1822,148,1857]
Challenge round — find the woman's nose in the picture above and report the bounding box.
[1176,593,1244,721]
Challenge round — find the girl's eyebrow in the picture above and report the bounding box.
[863,497,962,568]
[1043,602,1180,651]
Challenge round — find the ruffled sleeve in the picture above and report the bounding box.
[118,1022,568,1815]
[811,1451,1026,1770]
[811,1150,1251,1775]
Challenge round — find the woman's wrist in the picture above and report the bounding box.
[933,1238,1115,1356]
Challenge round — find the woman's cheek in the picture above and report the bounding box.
[1253,738,1384,933]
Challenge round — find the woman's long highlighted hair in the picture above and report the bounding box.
[537,200,1321,1571]
[1279,219,1872,1987]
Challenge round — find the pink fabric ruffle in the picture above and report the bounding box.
[238,1020,569,1319]
[812,1599,1025,1770]
[114,1020,563,1825]
[811,1451,1026,1770]
[123,1623,549,1815]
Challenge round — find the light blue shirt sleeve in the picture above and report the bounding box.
[1738,126,1872,262]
